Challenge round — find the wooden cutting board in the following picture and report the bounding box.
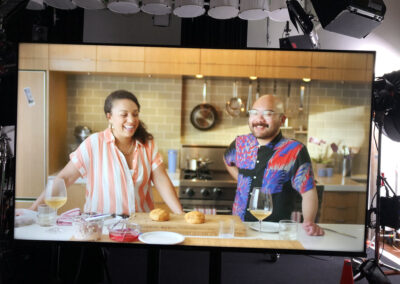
[131,213,246,237]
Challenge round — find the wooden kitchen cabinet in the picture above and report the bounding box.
[255,50,311,79]
[15,69,69,200]
[311,52,371,82]
[16,70,47,199]
[97,45,145,74]
[320,191,366,224]
[145,47,200,75]
[256,66,311,80]
[200,49,256,77]
[19,43,374,81]
[61,183,86,214]
[257,50,312,67]
[312,52,368,69]
[49,44,96,72]
[48,72,69,174]
[18,43,48,70]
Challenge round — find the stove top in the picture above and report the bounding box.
[179,169,236,187]
[182,169,212,180]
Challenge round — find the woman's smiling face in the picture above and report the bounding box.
[107,98,139,140]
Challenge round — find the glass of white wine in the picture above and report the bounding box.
[44,177,67,232]
[248,187,273,232]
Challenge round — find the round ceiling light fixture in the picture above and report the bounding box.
[107,0,140,14]
[173,0,205,18]
[269,0,290,22]
[141,0,172,15]
[208,0,239,20]
[238,0,270,21]
[26,0,46,10]
[44,0,76,9]
[72,0,105,9]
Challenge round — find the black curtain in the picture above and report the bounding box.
[181,15,248,49]
[5,7,84,43]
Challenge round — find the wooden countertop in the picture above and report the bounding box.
[15,222,365,252]
[98,234,304,249]
[316,174,367,192]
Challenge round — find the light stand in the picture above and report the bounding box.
[351,112,393,284]
[353,71,400,282]
[372,112,400,276]
[374,110,384,263]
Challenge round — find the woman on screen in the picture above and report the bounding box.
[29,90,183,216]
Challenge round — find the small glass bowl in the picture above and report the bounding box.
[72,215,104,241]
[108,220,141,242]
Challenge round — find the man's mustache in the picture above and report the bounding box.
[252,123,269,128]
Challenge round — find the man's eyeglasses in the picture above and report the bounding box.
[248,109,280,119]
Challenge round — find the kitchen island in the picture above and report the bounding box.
[14,215,365,253]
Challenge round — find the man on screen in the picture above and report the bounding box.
[224,95,324,236]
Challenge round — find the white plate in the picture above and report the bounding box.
[139,231,185,245]
[249,222,279,233]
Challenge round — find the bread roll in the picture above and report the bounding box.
[149,208,170,222]
[185,211,205,224]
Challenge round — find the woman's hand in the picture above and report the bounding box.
[15,208,37,227]
[29,161,81,211]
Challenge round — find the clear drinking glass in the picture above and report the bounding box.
[37,204,56,227]
[44,177,67,233]
[219,219,234,238]
[248,187,273,232]
[279,220,298,240]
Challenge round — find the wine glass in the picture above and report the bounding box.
[44,177,67,232]
[248,187,273,232]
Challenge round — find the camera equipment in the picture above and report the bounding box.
[358,70,400,281]
[310,0,386,38]
[373,70,400,142]
[281,0,319,49]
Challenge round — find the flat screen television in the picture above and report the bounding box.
[13,43,374,257]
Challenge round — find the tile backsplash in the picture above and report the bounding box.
[66,74,182,163]
[66,74,371,174]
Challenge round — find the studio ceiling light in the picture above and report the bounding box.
[269,0,289,22]
[73,0,105,9]
[26,0,46,10]
[44,0,76,9]
[107,0,140,14]
[173,0,205,18]
[238,0,269,21]
[141,0,172,15]
[208,0,239,20]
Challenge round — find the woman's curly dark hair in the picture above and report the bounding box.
[104,90,153,144]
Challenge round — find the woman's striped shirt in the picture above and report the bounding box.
[70,128,163,215]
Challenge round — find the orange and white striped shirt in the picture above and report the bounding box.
[70,128,163,215]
